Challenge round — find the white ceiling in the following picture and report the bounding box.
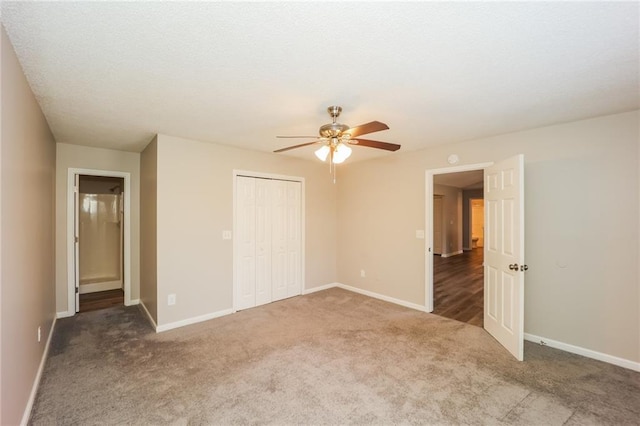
[1,2,638,162]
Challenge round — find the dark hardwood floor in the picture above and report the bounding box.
[79,289,124,313]
[433,248,484,327]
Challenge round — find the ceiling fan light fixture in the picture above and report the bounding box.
[315,145,330,162]
[332,142,352,164]
[275,106,400,182]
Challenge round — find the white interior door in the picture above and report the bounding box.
[433,196,443,255]
[484,154,525,361]
[74,174,80,312]
[236,176,257,310]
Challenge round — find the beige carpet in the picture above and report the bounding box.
[30,288,639,425]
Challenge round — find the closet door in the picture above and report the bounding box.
[254,179,272,307]
[236,176,256,310]
[235,175,302,310]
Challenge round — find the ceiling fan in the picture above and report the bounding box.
[274,106,400,181]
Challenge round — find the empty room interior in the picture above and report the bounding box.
[1,2,639,425]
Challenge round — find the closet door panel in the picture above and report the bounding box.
[286,181,302,297]
[236,176,256,310]
[255,179,272,306]
[271,180,288,302]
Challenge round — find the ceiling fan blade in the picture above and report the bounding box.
[276,135,318,138]
[345,121,389,138]
[348,138,401,152]
[274,140,323,153]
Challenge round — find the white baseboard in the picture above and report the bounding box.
[441,250,464,258]
[524,333,640,372]
[138,301,157,330]
[303,282,339,295]
[20,317,56,426]
[126,298,140,306]
[336,283,427,312]
[79,280,121,294]
[156,308,234,333]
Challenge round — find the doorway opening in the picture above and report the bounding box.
[78,175,124,312]
[67,168,132,315]
[425,162,492,314]
[431,170,485,326]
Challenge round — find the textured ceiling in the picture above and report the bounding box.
[1,2,638,162]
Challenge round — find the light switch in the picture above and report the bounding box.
[415,230,425,239]
[222,230,232,240]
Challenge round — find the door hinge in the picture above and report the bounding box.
[75,236,79,243]
[75,287,79,294]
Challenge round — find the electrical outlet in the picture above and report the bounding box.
[37,326,41,342]
[168,294,176,306]
[360,269,366,278]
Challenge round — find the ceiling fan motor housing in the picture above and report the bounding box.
[274,105,400,154]
[319,122,349,138]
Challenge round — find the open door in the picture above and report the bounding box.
[484,154,525,360]
[74,173,80,312]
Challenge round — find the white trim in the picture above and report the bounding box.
[156,309,234,333]
[425,162,493,313]
[232,169,306,312]
[56,311,74,319]
[138,301,157,330]
[440,250,464,258]
[524,333,640,372]
[20,318,56,426]
[67,168,132,315]
[303,283,339,295]
[79,280,121,294]
[337,283,427,312]
[128,298,140,305]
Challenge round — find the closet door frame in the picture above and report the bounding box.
[232,170,305,312]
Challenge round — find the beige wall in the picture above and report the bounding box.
[434,184,463,256]
[462,189,484,249]
[140,136,158,323]
[337,110,639,363]
[55,143,140,314]
[152,134,337,326]
[1,26,56,425]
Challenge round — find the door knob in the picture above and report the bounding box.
[520,264,529,271]
[508,263,519,270]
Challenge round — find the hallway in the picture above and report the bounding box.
[433,249,483,327]
[79,289,124,313]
